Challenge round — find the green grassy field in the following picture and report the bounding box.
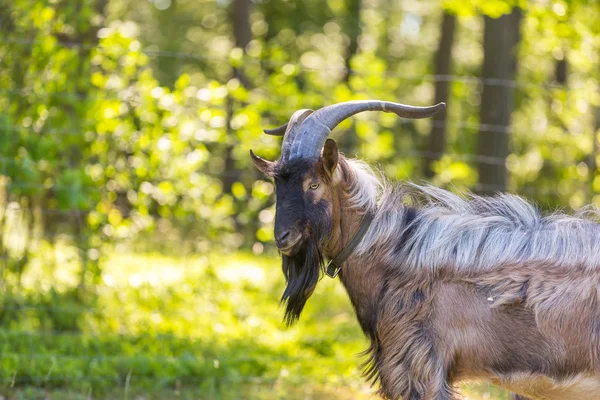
[0,251,512,399]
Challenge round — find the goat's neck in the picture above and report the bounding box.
[324,183,363,259]
[325,158,373,258]
[325,177,380,336]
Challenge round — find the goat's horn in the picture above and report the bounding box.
[288,100,446,161]
[264,123,288,136]
[274,109,314,161]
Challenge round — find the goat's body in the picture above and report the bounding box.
[255,100,600,398]
[255,101,600,398]
[343,257,600,399]
[337,160,600,399]
[435,281,600,400]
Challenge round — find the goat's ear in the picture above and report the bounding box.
[250,150,273,176]
[322,138,339,177]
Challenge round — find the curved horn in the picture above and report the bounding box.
[264,123,287,136]
[275,109,314,161]
[288,100,446,161]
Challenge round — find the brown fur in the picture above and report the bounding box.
[323,157,600,400]
[255,145,600,399]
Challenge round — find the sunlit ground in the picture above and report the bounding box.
[1,249,513,399]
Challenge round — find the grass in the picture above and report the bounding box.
[0,250,513,399]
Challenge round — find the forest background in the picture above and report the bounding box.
[1,0,599,398]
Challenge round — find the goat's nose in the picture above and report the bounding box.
[276,230,290,245]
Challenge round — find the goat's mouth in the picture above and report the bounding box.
[277,233,305,256]
[279,240,302,257]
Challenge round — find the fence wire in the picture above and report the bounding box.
[1,37,586,92]
[0,18,598,398]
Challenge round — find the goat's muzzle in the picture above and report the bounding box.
[275,228,303,256]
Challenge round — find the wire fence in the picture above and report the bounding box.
[1,12,599,397]
[1,36,589,92]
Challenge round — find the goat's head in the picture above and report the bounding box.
[250,100,445,324]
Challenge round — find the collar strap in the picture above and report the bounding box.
[325,211,375,278]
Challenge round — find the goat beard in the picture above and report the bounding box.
[280,237,324,326]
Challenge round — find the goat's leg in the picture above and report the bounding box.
[404,386,455,400]
[377,337,456,399]
[379,369,455,400]
[379,374,455,400]
[395,389,452,400]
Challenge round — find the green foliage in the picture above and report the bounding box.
[3,0,599,277]
[0,252,366,398]
[444,0,526,18]
[1,0,600,398]
[0,251,510,399]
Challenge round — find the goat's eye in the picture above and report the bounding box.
[309,183,319,190]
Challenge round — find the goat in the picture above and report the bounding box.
[250,100,600,400]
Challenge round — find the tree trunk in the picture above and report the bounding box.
[232,0,251,48]
[74,0,107,291]
[591,84,600,198]
[342,0,361,83]
[231,0,251,87]
[222,99,238,195]
[337,0,362,156]
[424,11,456,179]
[476,8,523,195]
[223,0,252,195]
[156,0,179,87]
[555,57,567,85]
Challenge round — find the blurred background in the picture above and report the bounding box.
[0,0,599,398]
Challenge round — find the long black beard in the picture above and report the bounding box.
[280,237,325,325]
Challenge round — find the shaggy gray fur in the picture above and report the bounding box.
[352,165,600,272]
